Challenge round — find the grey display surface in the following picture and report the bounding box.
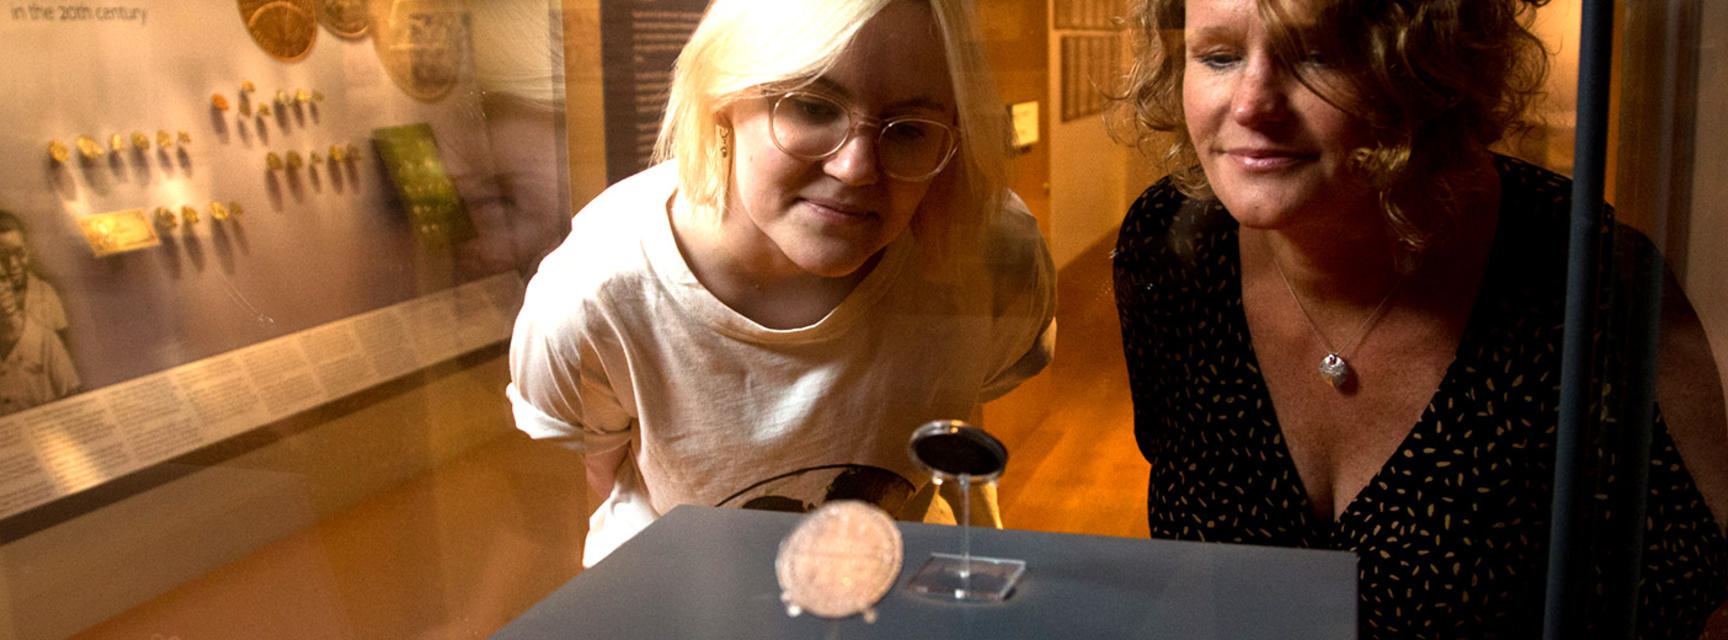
[492,505,1358,639]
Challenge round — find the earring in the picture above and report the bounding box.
[720,129,731,158]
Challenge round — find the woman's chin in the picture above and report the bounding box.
[786,247,882,280]
[1216,184,1375,233]
[795,257,870,280]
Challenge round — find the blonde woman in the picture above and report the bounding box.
[509,0,1054,567]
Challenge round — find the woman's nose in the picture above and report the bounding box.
[1231,59,1290,126]
[822,126,881,186]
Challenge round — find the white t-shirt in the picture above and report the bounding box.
[508,163,1055,565]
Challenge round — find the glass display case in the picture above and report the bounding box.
[0,0,1721,637]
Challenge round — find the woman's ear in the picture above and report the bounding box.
[715,108,736,159]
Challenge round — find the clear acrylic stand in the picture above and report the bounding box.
[903,421,1025,602]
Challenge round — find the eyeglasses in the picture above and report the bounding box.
[767,91,959,182]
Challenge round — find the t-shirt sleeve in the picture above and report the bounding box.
[979,193,1057,402]
[506,281,637,458]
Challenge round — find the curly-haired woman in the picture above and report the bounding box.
[1112,0,1728,636]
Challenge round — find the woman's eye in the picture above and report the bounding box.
[1302,50,1330,67]
[788,96,842,122]
[1193,51,1239,69]
[882,122,931,144]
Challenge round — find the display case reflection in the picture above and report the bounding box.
[0,0,566,522]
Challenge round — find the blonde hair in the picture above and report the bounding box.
[654,0,1009,258]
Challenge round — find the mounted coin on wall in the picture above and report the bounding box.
[368,0,466,102]
[238,0,318,63]
[319,0,370,38]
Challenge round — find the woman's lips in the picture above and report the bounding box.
[1225,149,1315,171]
[802,198,875,222]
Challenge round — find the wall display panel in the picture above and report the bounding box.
[598,0,704,183]
[0,0,565,521]
[1052,0,1126,31]
[1058,33,1121,123]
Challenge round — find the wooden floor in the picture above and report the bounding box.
[984,232,1148,539]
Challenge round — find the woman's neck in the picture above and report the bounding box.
[1255,205,1403,306]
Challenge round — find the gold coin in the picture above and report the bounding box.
[266,152,284,170]
[76,135,103,159]
[178,130,192,144]
[132,132,151,149]
[229,201,246,217]
[108,134,125,152]
[238,0,317,63]
[275,89,290,105]
[48,140,70,163]
[242,79,256,92]
[257,103,273,116]
[154,207,178,228]
[329,144,346,162]
[369,0,463,102]
[181,205,201,224]
[318,0,368,38]
[309,151,322,163]
[210,202,230,221]
[212,93,231,111]
[286,150,304,169]
[295,89,310,103]
[158,130,175,148]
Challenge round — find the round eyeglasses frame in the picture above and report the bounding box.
[766,92,960,182]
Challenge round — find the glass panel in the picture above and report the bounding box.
[1,0,1717,637]
[1601,0,1728,633]
[0,1,582,637]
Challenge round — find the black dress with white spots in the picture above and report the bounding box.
[1112,156,1726,638]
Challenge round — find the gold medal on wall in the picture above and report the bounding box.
[318,0,370,39]
[368,0,466,102]
[238,0,318,63]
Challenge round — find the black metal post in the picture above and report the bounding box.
[1543,0,1616,637]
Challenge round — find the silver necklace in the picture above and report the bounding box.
[1267,245,1402,389]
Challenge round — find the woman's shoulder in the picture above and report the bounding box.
[1492,153,1574,228]
[1124,175,1233,232]
[525,164,678,310]
[946,192,1054,299]
[1116,175,1233,271]
[979,192,1047,255]
[1125,175,1192,222]
[568,162,679,233]
[1489,154,1659,268]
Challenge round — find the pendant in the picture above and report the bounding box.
[1319,353,1350,389]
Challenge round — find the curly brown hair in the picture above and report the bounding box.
[1114,0,1550,258]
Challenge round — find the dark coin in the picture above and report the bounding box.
[319,0,369,38]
